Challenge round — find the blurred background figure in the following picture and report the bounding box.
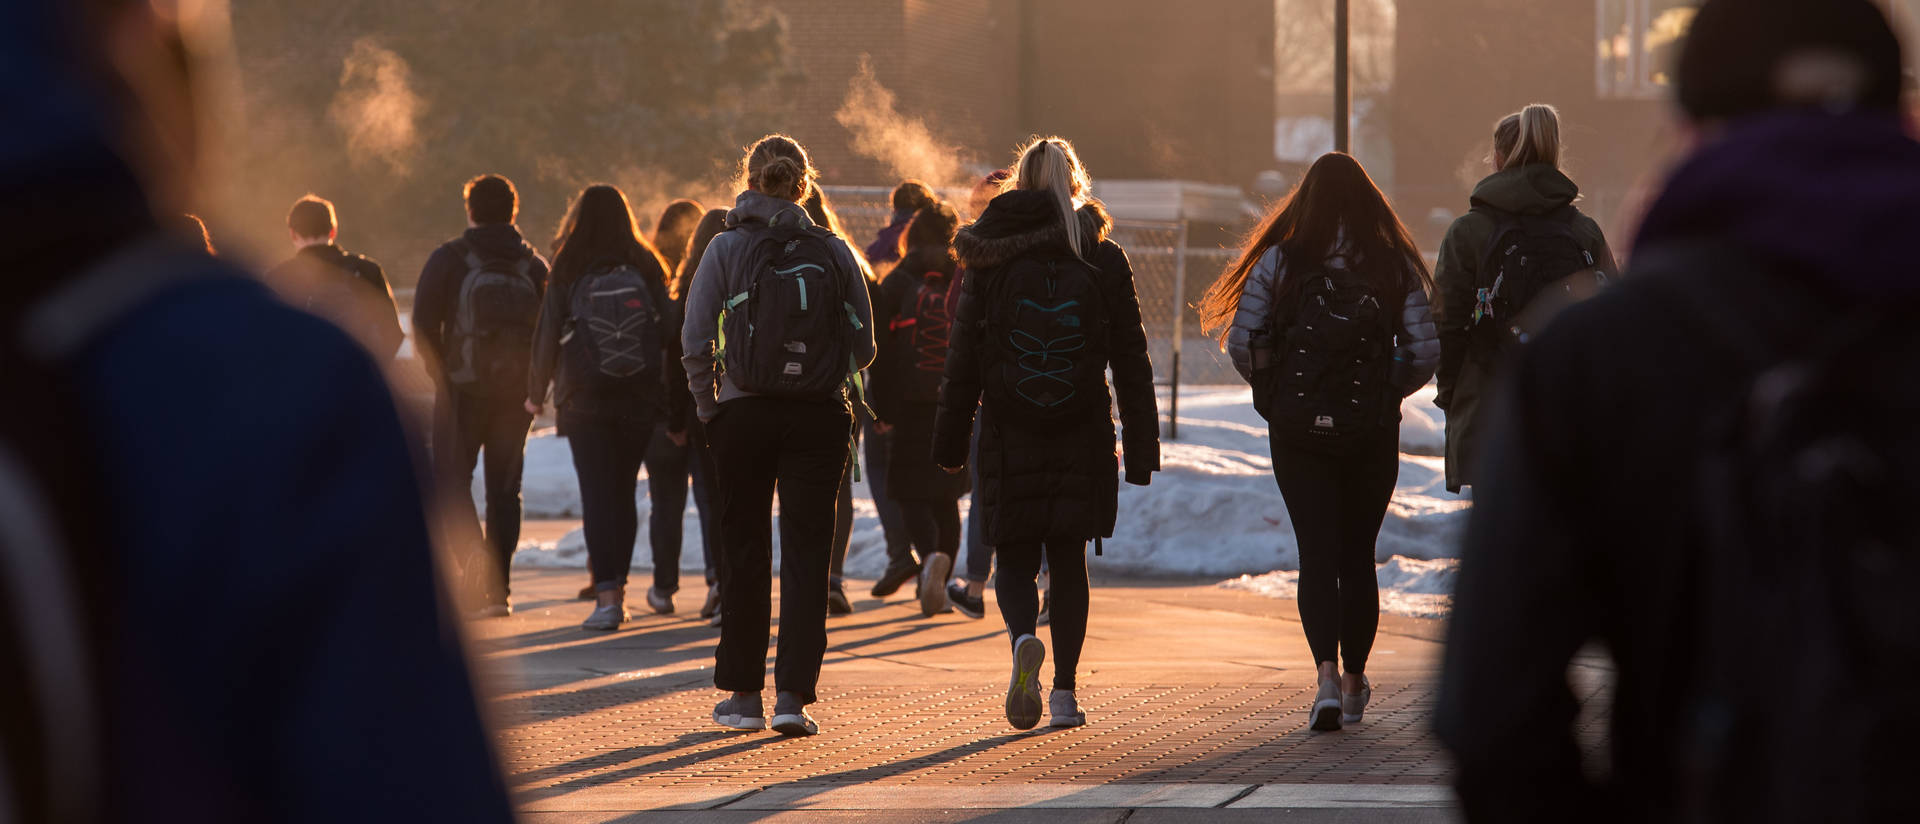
[863,179,938,278]
[1438,1,1920,821]
[0,1,512,822]
[263,194,405,360]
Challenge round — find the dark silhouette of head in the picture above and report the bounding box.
[1678,0,1903,123]
[464,174,517,226]
[673,208,730,301]
[652,199,705,272]
[287,195,336,243]
[905,200,960,256]
[550,184,663,290]
[742,134,817,204]
[891,180,936,214]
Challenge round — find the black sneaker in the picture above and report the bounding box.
[827,585,853,616]
[870,562,920,598]
[948,582,985,619]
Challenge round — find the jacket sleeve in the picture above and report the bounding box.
[410,244,457,376]
[869,275,908,424]
[840,242,878,373]
[1226,246,1283,383]
[931,268,986,469]
[653,271,690,432]
[1100,242,1160,486]
[864,214,908,264]
[526,276,566,406]
[356,257,405,361]
[1395,275,1441,396]
[1431,217,1480,410]
[681,232,732,422]
[1577,215,1621,279]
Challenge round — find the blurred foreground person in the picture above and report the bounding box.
[413,174,550,616]
[1200,152,1437,732]
[166,213,215,255]
[264,194,404,360]
[936,137,1160,730]
[1438,1,1920,821]
[0,2,511,821]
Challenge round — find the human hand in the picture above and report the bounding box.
[523,400,542,417]
[940,464,965,475]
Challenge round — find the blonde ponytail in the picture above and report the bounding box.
[1012,136,1092,258]
[1493,103,1562,171]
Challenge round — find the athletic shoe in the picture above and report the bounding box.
[871,562,920,598]
[827,585,853,616]
[770,691,818,736]
[1006,634,1047,730]
[1049,689,1087,728]
[1342,675,1372,725]
[576,584,595,601]
[700,586,721,619]
[712,693,765,730]
[920,554,953,617]
[948,582,985,619]
[581,600,628,631]
[1309,677,1344,731]
[470,602,511,620]
[646,587,674,615]
[709,608,723,628]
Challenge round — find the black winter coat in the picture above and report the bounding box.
[932,192,1159,544]
[873,247,968,502]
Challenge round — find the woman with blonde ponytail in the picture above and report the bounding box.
[1431,104,1617,493]
[933,136,1160,731]
[681,134,877,737]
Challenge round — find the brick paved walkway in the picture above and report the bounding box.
[469,566,1611,818]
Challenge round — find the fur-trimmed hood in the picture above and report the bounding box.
[954,190,1112,270]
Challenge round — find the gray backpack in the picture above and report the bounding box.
[563,261,664,398]
[445,243,539,398]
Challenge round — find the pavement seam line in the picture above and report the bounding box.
[707,786,765,810]
[1216,784,1261,808]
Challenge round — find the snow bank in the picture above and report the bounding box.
[1221,556,1459,619]
[499,385,1471,613]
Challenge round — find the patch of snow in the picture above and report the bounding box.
[1221,556,1458,619]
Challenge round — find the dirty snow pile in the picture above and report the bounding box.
[498,384,1470,617]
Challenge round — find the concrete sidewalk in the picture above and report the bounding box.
[468,564,1602,821]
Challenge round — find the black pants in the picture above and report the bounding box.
[996,538,1089,691]
[563,410,656,592]
[435,389,533,600]
[899,497,960,565]
[709,397,853,704]
[644,422,717,592]
[1271,432,1399,674]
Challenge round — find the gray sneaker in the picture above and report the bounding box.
[1342,676,1372,724]
[700,586,721,619]
[770,691,818,736]
[581,600,628,631]
[712,693,765,730]
[920,553,953,617]
[646,586,674,615]
[1309,677,1344,731]
[1005,634,1047,730]
[1049,689,1087,728]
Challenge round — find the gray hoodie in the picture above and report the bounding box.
[681,190,877,421]
[1226,239,1439,396]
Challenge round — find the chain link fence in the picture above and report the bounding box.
[824,186,1239,439]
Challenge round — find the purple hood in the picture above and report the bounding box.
[1634,111,1920,296]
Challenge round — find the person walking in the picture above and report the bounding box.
[1439,2,1920,820]
[684,135,876,736]
[864,179,938,278]
[1432,103,1617,494]
[1199,152,1439,731]
[804,185,883,615]
[263,194,404,360]
[934,137,1159,730]
[675,208,732,626]
[527,184,685,631]
[872,199,970,618]
[413,174,550,616]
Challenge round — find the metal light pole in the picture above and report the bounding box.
[1333,0,1351,153]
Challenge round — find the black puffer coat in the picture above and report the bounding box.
[932,191,1160,544]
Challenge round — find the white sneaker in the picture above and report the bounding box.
[1049,689,1086,728]
[1342,676,1372,724]
[1309,677,1343,731]
[1005,634,1047,730]
[919,553,953,617]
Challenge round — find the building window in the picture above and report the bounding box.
[1596,0,1698,99]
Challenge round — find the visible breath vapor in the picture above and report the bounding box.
[834,56,967,188]
[329,38,423,176]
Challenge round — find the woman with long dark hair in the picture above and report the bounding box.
[1198,152,1439,731]
[683,135,876,736]
[934,137,1160,730]
[526,184,684,631]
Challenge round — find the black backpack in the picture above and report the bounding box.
[888,269,953,404]
[562,261,664,399]
[445,243,540,398]
[1263,264,1396,453]
[980,252,1110,427]
[718,220,855,397]
[1470,206,1602,360]
[1657,257,1920,823]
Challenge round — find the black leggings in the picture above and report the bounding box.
[1271,432,1399,674]
[996,538,1089,691]
[562,411,656,591]
[898,496,960,565]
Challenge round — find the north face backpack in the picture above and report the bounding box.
[1656,254,1920,823]
[980,253,1110,427]
[563,261,664,398]
[1469,206,1603,360]
[445,243,540,398]
[717,220,856,397]
[887,269,953,403]
[1265,266,1397,454]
